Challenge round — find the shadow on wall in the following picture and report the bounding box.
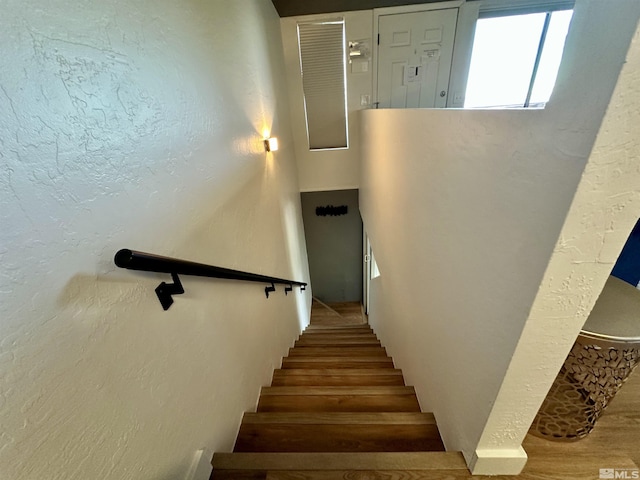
[58,272,153,310]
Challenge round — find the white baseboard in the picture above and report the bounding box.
[467,447,528,475]
[184,449,213,480]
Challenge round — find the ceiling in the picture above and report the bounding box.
[270,0,454,17]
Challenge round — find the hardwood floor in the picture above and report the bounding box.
[519,367,640,478]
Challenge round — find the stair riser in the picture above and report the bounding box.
[297,336,380,340]
[271,375,404,386]
[295,340,381,347]
[241,412,435,424]
[211,470,266,480]
[305,324,373,332]
[234,424,445,453]
[288,347,388,357]
[303,331,374,336]
[281,359,394,369]
[304,329,373,332]
[257,395,421,413]
[273,368,403,376]
[213,452,469,471]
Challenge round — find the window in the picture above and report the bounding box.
[464,8,573,109]
[297,21,348,150]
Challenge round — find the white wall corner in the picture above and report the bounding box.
[467,447,528,476]
[184,449,213,480]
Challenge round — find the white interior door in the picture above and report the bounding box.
[377,9,458,108]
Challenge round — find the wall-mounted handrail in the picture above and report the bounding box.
[114,249,307,310]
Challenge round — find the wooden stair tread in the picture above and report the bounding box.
[282,356,391,361]
[257,397,421,412]
[282,357,394,368]
[273,369,403,377]
[305,325,372,331]
[302,332,374,337]
[302,331,374,336]
[300,332,377,338]
[234,423,445,452]
[300,331,378,336]
[266,471,462,479]
[295,339,381,346]
[241,412,436,424]
[257,387,421,412]
[213,452,467,471]
[258,386,419,412]
[302,331,375,337]
[272,371,404,386]
[288,347,387,357]
[261,386,416,396]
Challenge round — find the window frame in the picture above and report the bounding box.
[297,19,350,151]
[464,1,574,109]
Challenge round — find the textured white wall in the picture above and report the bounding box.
[473,18,640,473]
[0,1,311,479]
[360,0,640,474]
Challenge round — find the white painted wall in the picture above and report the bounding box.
[281,11,373,192]
[473,18,640,473]
[360,0,640,474]
[0,1,311,479]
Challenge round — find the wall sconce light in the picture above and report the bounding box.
[264,137,279,152]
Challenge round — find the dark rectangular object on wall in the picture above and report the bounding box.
[316,205,349,217]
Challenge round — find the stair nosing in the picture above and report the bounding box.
[289,345,387,357]
[273,369,403,376]
[305,326,372,330]
[299,332,377,336]
[295,342,380,345]
[284,355,392,362]
[241,412,436,425]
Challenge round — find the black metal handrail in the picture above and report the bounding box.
[115,249,307,310]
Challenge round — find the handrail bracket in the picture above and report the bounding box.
[265,283,276,299]
[155,273,185,311]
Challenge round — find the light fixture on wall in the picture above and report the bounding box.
[264,137,279,152]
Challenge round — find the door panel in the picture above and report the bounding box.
[391,61,408,108]
[377,9,458,109]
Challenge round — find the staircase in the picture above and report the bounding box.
[211,303,468,479]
